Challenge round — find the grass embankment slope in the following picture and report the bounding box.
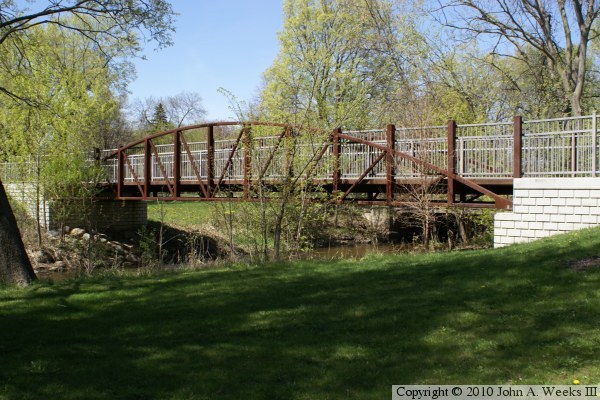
[147,202,214,229]
[2,227,600,399]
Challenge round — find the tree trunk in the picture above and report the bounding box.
[0,179,36,286]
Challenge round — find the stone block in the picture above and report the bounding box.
[522,214,537,222]
[574,189,590,198]
[496,228,507,236]
[500,220,515,229]
[522,229,536,238]
[529,206,545,213]
[573,206,590,215]
[558,189,575,198]
[529,222,544,230]
[529,190,544,197]
[495,212,517,221]
[536,214,551,222]
[549,214,566,223]
[581,214,598,224]
[513,205,529,213]
[543,206,559,214]
[581,198,598,207]
[558,222,574,231]
[515,221,529,229]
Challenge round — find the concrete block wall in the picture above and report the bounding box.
[86,200,147,234]
[494,178,600,247]
[53,199,147,234]
[5,183,50,228]
[5,182,146,234]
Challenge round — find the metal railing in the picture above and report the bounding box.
[3,114,600,186]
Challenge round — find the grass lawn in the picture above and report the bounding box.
[147,201,215,228]
[2,228,600,399]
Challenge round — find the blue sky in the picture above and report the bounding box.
[128,1,284,121]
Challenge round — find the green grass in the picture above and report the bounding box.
[147,201,215,228]
[3,228,600,399]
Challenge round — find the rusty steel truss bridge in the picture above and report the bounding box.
[3,114,599,210]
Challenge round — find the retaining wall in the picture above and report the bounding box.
[5,183,50,228]
[5,182,146,234]
[494,178,600,247]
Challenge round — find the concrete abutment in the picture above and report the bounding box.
[5,182,147,235]
[494,178,600,247]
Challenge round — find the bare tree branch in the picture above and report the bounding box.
[431,0,600,115]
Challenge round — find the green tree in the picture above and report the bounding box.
[150,103,172,132]
[433,0,600,116]
[260,0,396,128]
[0,23,127,245]
[0,0,176,286]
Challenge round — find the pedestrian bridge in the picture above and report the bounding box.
[2,114,599,210]
[95,114,599,210]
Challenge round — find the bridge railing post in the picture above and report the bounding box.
[513,116,523,178]
[243,127,251,199]
[207,125,214,197]
[447,120,456,205]
[593,111,598,177]
[174,130,181,198]
[144,139,151,198]
[386,124,396,205]
[285,126,294,177]
[333,128,341,196]
[117,145,124,199]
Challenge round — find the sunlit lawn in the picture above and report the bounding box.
[2,227,600,399]
[147,201,215,228]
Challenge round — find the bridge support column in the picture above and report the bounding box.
[363,206,394,235]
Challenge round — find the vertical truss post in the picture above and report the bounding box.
[593,111,598,177]
[207,125,215,197]
[386,124,396,205]
[513,116,523,178]
[144,139,151,198]
[333,128,341,195]
[117,145,124,199]
[285,126,293,177]
[174,130,181,198]
[243,127,251,199]
[447,120,457,205]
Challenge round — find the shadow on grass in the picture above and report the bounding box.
[1,228,600,399]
